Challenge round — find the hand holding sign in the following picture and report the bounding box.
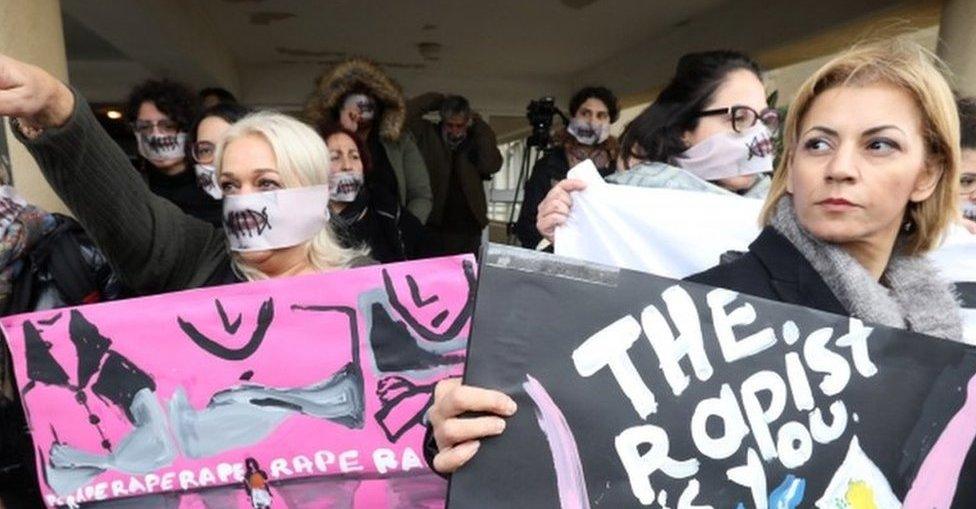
[427,377,517,473]
[536,178,587,243]
[0,53,74,131]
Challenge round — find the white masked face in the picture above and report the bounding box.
[961,150,976,221]
[673,124,774,181]
[194,164,222,199]
[329,172,364,203]
[136,132,187,167]
[193,116,233,199]
[217,133,331,262]
[223,186,331,252]
[567,118,611,145]
[134,101,187,171]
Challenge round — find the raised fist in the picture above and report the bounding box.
[0,53,74,129]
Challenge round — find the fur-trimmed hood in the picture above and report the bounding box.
[304,58,406,142]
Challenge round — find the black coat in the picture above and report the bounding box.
[689,226,976,507]
[685,226,846,315]
[332,186,434,263]
[514,147,617,249]
[514,148,569,249]
[145,166,224,228]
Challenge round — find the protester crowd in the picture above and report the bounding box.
[0,33,975,507]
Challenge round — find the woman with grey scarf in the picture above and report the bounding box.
[422,39,971,482]
[688,39,966,343]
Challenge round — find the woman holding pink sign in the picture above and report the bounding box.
[0,54,371,295]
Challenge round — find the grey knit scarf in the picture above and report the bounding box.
[770,197,963,342]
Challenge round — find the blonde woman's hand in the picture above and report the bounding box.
[427,378,517,474]
[0,53,73,129]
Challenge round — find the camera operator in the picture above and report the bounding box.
[514,86,619,248]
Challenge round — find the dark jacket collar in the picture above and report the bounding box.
[750,227,847,315]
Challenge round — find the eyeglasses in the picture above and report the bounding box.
[962,173,976,195]
[695,105,781,133]
[191,141,216,164]
[130,119,181,136]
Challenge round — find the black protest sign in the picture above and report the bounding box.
[449,244,976,508]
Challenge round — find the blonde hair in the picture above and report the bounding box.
[215,111,369,280]
[761,37,961,255]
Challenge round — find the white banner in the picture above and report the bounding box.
[556,161,976,343]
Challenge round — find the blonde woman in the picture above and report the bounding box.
[423,38,969,484]
[0,54,370,294]
[688,38,963,338]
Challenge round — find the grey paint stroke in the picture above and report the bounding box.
[47,388,176,495]
[358,288,467,380]
[45,365,364,494]
[172,363,365,458]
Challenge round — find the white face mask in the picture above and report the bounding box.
[963,200,976,221]
[222,185,331,252]
[194,164,222,200]
[673,124,774,181]
[567,118,611,146]
[343,94,376,122]
[136,132,187,167]
[329,172,364,203]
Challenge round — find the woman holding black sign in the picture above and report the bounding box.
[424,38,966,476]
[687,40,963,339]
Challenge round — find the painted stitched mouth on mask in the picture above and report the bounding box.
[145,135,182,152]
[747,133,775,160]
[335,180,359,195]
[196,173,217,191]
[224,207,272,239]
[359,104,376,119]
[964,203,976,221]
[574,126,598,139]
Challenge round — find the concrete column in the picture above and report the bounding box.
[0,0,69,213]
[938,0,976,97]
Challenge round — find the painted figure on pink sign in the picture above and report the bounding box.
[244,458,272,508]
[4,255,472,508]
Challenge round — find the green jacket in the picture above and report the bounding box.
[380,133,433,223]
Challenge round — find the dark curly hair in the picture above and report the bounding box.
[569,86,620,123]
[316,122,373,173]
[124,79,199,131]
[620,50,762,167]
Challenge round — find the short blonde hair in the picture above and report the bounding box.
[215,111,369,280]
[761,38,961,255]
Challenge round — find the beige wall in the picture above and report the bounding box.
[609,24,941,138]
[938,0,976,95]
[0,0,69,214]
[765,26,939,105]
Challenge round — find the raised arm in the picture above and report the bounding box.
[0,54,228,294]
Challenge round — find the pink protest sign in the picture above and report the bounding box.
[1,255,474,508]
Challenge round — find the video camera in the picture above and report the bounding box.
[525,97,566,149]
